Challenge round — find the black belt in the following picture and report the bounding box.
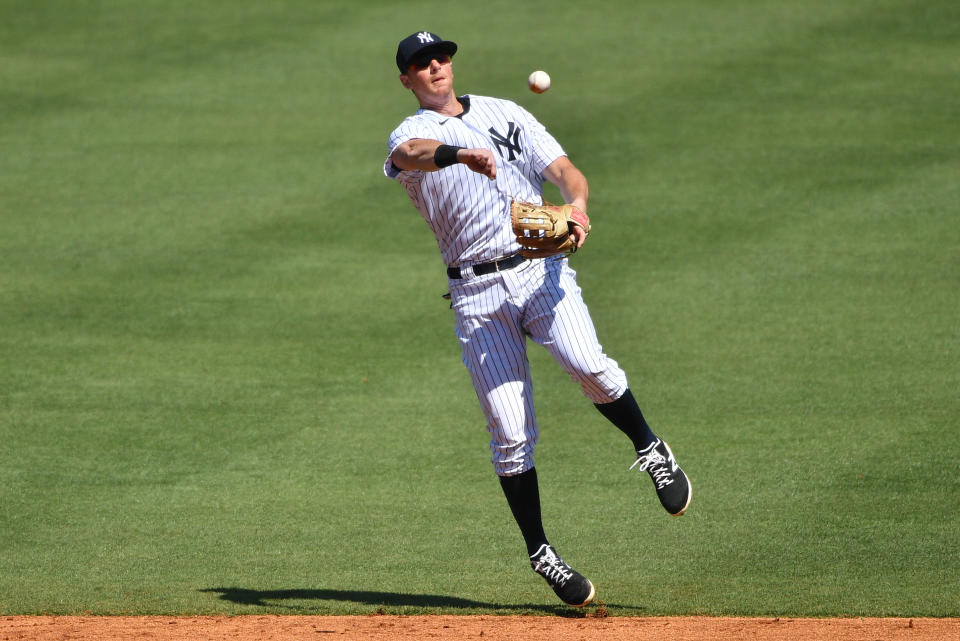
[447,253,525,279]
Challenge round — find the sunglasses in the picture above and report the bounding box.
[408,52,451,71]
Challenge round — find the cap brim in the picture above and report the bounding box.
[400,41,458,72]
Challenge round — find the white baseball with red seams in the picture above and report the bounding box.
[528,70,551,93]
[384,94,628,475]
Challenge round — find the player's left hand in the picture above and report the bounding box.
[510,201,591,258]
[570,220,588,248]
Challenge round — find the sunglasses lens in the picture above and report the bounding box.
[411,53,449,70]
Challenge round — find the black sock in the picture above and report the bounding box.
[498,468,549,556]
[594,388,658,452]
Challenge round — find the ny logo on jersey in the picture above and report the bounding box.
[488,122,523,161]
[416,32,434,43]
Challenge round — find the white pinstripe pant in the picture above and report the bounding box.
[450,256,629,476]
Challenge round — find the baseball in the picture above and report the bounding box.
[528,70,551,94]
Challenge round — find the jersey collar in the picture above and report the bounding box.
[417,95,471,122]
[455,95,471,116]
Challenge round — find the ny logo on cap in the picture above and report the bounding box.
[417,32,435,43]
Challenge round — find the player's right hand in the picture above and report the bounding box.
[460,148,497,180]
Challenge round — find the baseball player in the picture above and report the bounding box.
[383,31,692,607]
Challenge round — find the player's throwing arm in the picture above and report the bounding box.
[391,139,497,180]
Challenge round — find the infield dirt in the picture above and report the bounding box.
[2,615,958,641]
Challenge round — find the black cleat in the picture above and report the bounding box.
[631,438,692,516]
[529,543,596,607]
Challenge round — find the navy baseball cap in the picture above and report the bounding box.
[396,31,458,72]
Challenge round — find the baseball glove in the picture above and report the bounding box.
[510,201,592,259]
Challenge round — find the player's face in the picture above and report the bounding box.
[400,52,454,104]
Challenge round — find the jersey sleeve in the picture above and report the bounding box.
[518,105,566,176]
[384,116,429,181]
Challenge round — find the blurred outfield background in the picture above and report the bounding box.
[1,0,958,616]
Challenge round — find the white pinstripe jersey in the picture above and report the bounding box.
[384,95,566,268]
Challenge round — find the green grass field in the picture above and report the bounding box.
[1,0,957,617]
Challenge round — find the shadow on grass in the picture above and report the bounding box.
[201,587,642,617]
